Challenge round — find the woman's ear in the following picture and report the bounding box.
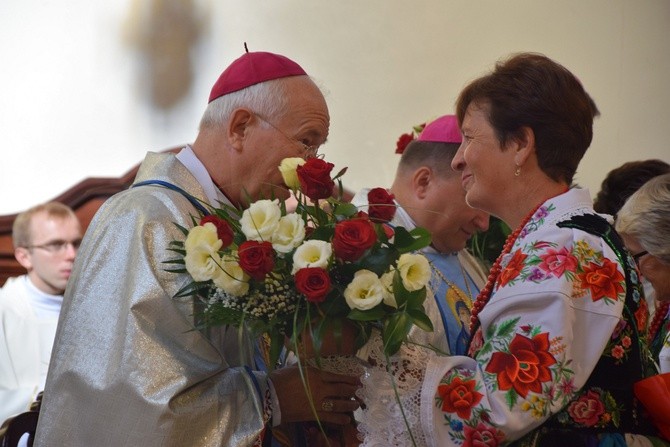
[227,108,254,151]
[513,126,535,167]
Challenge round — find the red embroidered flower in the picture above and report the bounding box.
[296,158,335,200]
[437,377,483,419]
[367,188,396,223]
[577,258,624,302]
[498,250,527,287]
[463,422,505,447]
[611,345,625,359]
[634,304,648,333]
[395,132,414,154]
[485,332,557,398]
[538,247,578,277]
[200,215,234,248]
[295,267,331,303]
[567,390,605,426]
[238,240,275,280]
[332,218,377,262]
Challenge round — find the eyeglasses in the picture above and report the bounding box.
[253,113,320,158]
[26,239,82,253]
[632,250,649,266]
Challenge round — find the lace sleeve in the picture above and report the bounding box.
[356,329,437,446]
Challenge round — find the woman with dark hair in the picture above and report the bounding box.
[594,159,670,218]
[355,53,666,446]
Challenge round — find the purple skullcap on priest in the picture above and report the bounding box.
[417,114,462,144]
[208,51,307,103]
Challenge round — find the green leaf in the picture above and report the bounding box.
[404,287,427,310]
[391,271,409,308]
[174,281,211,298]
[308,225,334,242]
[166,248,186,257]
[382,312,412,356]
[174,222,190,237]
[333,202,358,219]
[393,227,432,253]
[406,308,434,332]
[360,247,398,276]
[267,329,284,372]
[348,306,386,321]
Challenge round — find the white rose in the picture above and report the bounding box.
[272,213,306,254]
[380,270,397,308]
[278,157,306,190]
[240,199,281,241]
[184,223,223,281]
[344,270,384,310]
[212,255,250,296]
[397,253,431,291]
[291,240,332,274]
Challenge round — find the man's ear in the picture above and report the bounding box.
[513,126,535,167]
[411,166,432,199]
[227,108,254,151]
[14,247,33,271]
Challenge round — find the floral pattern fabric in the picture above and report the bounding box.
[419,188,663,446]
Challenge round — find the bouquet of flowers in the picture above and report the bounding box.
[165,156,434,369]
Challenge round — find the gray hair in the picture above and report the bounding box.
[199,77,299,130]
[615,172,670,264]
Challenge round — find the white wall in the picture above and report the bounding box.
[1,0,669,215]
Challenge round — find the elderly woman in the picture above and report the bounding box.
[616,173,670,374]
[355,53,666,446]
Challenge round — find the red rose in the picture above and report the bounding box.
[296,158,335,200]
[367,188,396,223]
[577,258,624,302]
[332,218,377,261]
[238,241,275,280]
[295,267,331,303]
[567,390,605,426]
[437,377,483,419]
[485,332,557,398]
[395,132,414,154]
[200,215,234,248]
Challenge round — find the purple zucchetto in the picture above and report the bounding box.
[208,51,307,103]
[417,115,462,144]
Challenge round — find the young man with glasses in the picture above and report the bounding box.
[0,201,81,423]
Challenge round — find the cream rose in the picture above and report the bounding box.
[278,157,306,190]
[272,213,306,254]
[212,255,250,296]
[184,223,223,281]
[344,270,384,310]
[397,253,431,291]
[380,270,397,308]
[240,199,281,241]
[291,240,332,274]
